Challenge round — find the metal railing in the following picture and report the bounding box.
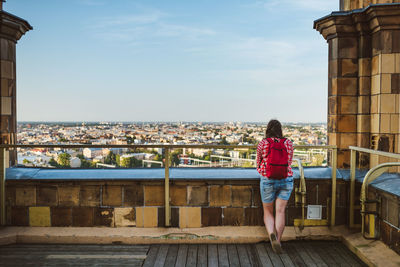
[0,144,337,227]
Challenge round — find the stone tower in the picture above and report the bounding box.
[315,1,400,168]
[0,2,32,164]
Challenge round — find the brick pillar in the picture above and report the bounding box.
[0,7,32,165]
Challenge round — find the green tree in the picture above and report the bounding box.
[22,159,31,164]
[105,151,117,165]
[119,156,142,168]
[57,153,71,167]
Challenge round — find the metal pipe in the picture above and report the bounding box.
[0,148,6,226]
[293,158,306,230]
[331,147,337,226]
[349,146,400,159]
[349,149,356,228]
[164,148,170,227]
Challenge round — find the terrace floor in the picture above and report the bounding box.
[0,241,366,267]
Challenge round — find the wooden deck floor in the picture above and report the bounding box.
[0,241,366,267]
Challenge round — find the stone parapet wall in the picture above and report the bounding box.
[4,179,347,228]
[341,0,400,11]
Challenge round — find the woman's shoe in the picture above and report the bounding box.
[269,233,283,254]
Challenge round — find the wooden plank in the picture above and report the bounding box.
[285,242,306,267]
[153,245,169,267]
[302,242,328,267]
[318,241,349,266]
[186,245,198,267]
[197,244,207,267]
[175,244,188,267]
[164,244,179,267]
[332,242,365,266]
[218,244,230,267]
[246,244,260,267]
[276,243,295,267]
[291,242,317,267]
[311,242,339,267]
[208,244,218,267]
[237,244,251,267]
[142,244,159,267]
[264,243,284,267]
[255,243,273,267]
[227,244,240,267]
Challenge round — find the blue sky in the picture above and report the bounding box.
[8,0,338,122]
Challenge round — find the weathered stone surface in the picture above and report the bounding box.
[253,187,262,207]
[114,207,135,227]
[102,185,122,207]
[392,73,400,94]
[210,185,231,207]
[58,186,80,206]
[339,96,357,114]
[15,186,36,206]
[201,207,222,226]
[231,186,252,207]
[179,207,201,228]
[144,185,164,206]
[5,186,15,206]
[11,207,28,226]
[170,185,187,206]
[80,186,100,207]
[336,78,357,95]
[338,37,358,59]
[337,115,357,133]
[72,207,94,227]
[0,60,14,79]
[37,186,57,206]
[244,208,264,226]
[51,207,72,227]
[136,207,157,228]
[359,77,371,95]
[124,185,144,206]
[187,186,208,206]
[29,207,51,227]
[158,207,179,227]
[94,208,114,227]
[222,208,244,226]
[340,59,358,77]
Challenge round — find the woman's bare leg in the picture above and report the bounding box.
[262,202,275,236]
[275,198,288,242]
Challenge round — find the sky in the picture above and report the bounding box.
[7,0,338,123]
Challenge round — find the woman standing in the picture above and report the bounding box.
[256,119,294,254]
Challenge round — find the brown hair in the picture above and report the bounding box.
[265,119,283,138]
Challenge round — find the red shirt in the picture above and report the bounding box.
[256,138,294,178]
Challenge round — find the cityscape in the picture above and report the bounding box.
[16,122,327,168]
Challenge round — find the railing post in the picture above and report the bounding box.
[0,148,6,226]
[349,149,356,228]
[164,147,170,227]
[331,147,337,227]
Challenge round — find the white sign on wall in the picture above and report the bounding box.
[307,205,322,220]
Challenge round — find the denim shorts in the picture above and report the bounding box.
[260,176,294,203]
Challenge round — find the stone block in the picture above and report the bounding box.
[37,186,57,206]
[187,186,208,206]
[210,185,231,207]
[336,78,357,95]
[382,53,395,73]
[144,185,164,206]
[359,34,372,58]
[380,94,395,114]
[114,207,135,227]
[328,96,337,115]
[381,74,391,93]
[253,187,262,207]
[340,59,358,77]
[329,38,338,60]
[330,78,337,95]
[102,185,122,207]
[223,208,244,226]
[371,94,380,114]
[337,150,351,168]
[201,207,222,226]
[371,75,381,95]
[1,97,11,115]
[329,59,338,78]
[58,186,80,206]
[339,96,357,114]
[380,114,391,133]
[0,60,14,79]
[328,133,339,146]
[51,207,72,227]
[358,96,370,114]
[338,37,358,59]
[1,79,13,97]
[29,207,51,227]
[5,186,15,206]
[0,39,15,61]
[94,208,114,227]
[244,208,264,226]
[357,115,370,133]
[394,31,400,53]
[392,74,400,94]
[80,186,100,206]
[136,207,158,228]
[328,115,338,132]
[11,207,28,226]
[179,207,201,228]
[158,207,179,227]
[337,115,357,132]
[358,58,371,76]
[381,31,393,53]
[124,185,144,206]
[396,53,400,72]
[170,185,187,206]
[391,114,399,134]
[72,207,94,227]
[15,186,36,206]
[371,54,381,75]
[231,186,252,207]
[359,77,371,95]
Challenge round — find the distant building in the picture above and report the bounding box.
[83,148,103,159]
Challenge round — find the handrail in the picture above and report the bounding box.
[0,143,337,227]
[349,146,400,228]
[360,162,400,239]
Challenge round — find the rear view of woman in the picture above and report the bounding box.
[256,119,294,254]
